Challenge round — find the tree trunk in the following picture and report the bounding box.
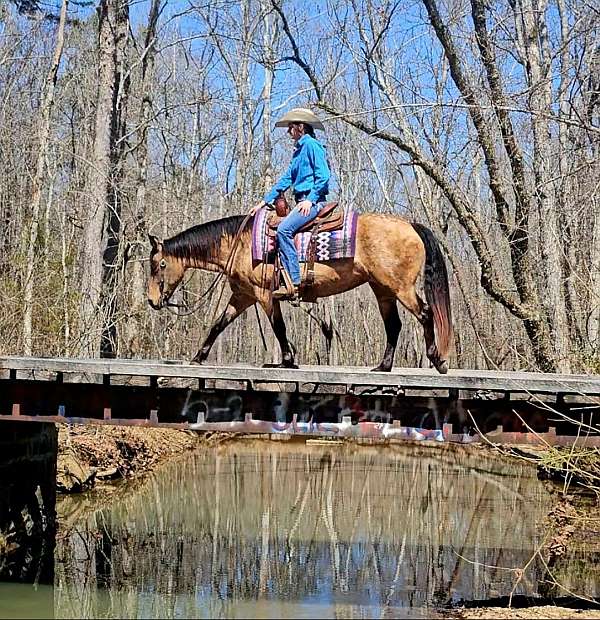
[261,2,274,190]
[100,0,130,357]
[79,0,129,358]
[516,0,570,371]
[556,0,584,352]
[234,0,252,211]
[585,46,600,357]
[23,0,68,355]
[124,0,161,356]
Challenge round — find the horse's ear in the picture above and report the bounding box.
[148,233,162,252]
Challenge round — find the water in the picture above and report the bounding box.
[0,441,586,618]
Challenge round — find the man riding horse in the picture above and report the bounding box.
[250,108,330,305]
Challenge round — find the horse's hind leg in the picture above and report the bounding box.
[259,299,297,368]
[370,284,402,372]
[192,293,255,364]
[421,307,448,373]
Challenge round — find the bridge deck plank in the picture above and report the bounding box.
[1,356,600,395]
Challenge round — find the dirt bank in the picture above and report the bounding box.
[56,425,230,493]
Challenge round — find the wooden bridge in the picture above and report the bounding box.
[1,356,599,445]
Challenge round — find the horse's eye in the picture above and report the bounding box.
[159,259,166,269]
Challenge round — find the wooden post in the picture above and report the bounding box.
[103,374,111,420]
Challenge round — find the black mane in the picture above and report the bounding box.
[163,215,251,262]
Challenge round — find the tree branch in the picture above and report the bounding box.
[269,0,322,100]
[470,0,537,310]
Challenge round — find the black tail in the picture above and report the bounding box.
[411,223,453,363]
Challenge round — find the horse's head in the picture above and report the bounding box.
[147,234,186,310]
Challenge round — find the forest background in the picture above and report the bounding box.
[0,0,598,374]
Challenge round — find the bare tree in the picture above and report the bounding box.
[79,0,129,357]
[122,0,163,355]
[22,0,68,355]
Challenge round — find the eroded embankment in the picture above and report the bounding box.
[56,425,231,492]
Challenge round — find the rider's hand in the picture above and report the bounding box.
[250,200,266,216]
[297,200,312,216]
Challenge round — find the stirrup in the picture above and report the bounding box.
[272,284,299,303]
[272,266,299,304]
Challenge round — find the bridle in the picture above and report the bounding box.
[162,272,225,317]
[157,213,253,318]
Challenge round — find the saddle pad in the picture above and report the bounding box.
[252,207,358,263]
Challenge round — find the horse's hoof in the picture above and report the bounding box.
[262,362,298,369]
[436,361,449,374]
[190,357,205,366]
[371,364,391,372]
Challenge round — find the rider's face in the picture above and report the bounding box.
[287,123,303,141]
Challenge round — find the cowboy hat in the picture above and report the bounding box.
[274,107,325,131]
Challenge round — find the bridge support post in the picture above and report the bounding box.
[0,421,57,586]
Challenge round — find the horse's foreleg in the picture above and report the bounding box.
[259,299,297,368]
[370,285,402,372]
[191,293,255,364]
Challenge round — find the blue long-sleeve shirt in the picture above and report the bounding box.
[264,134,330,205]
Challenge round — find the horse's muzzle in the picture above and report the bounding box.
[148,298,163,310]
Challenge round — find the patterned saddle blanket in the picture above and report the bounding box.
[251,206,358,263]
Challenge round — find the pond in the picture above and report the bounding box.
[1,441,596,618]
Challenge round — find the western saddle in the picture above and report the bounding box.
[264,192,344,302]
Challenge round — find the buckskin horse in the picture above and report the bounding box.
[147,212,453,373]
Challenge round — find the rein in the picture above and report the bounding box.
[164,272,222,317]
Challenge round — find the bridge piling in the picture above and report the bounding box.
[0,421,56,584]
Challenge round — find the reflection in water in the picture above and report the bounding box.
[51,442,556,618]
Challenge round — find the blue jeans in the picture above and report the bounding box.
[277,203,322,286]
